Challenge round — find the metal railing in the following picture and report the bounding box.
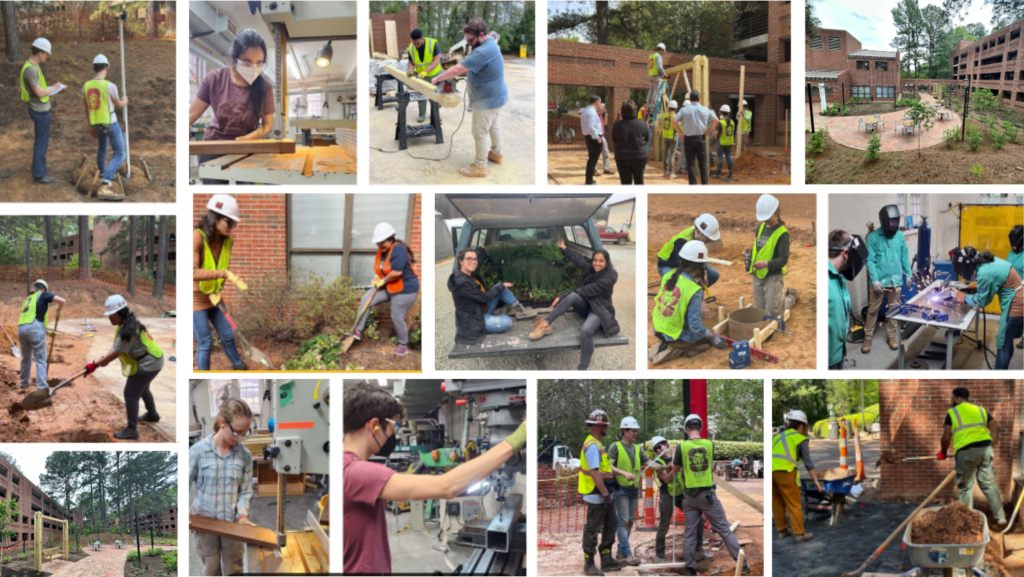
[734,12,769,41]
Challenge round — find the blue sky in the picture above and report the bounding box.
[816,0,991,49]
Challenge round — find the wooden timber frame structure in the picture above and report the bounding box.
[34,511,69,571]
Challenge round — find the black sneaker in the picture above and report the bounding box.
[139,412,161,423]
[113,427,139,440]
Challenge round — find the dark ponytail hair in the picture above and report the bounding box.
[976,251,996,265]
[116,306,147,342]
[197,210,226,241]
[385,236,416,264]
[663,251,705,294]
[230,29,269,119]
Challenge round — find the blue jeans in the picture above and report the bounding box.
[484,284,518,333]
[716,141,733,173]
[657,265,719,287]
[97,120,126,183]
[193,307,244,370]
[996,315,1022,370]
[613,488,640,558]
[29,108,51,179]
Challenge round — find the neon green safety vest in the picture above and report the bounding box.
[578,435,614,495]
[115,329,164,377]
[18,292,48,327]
[948,402,992,451]
[655,456,684,497]
[648,53,660,77]
[20,61,48,104]
[661,113,675,139]
[409,38,442,77]
[719,119,735,146]
[611,441,642,489]
[196,229,232,295]
[750,223,788,279]
[742,110,752,132]
[771,430,806,485]
[679,438,714,492]
[653,272,702,340]
[657,227,694,262]
[83,79,112,126]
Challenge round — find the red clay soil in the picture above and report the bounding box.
[646,193,817,370]
[196,335,422,372]
[912,502,984,545]
[0,282,174,322]
[0,40,175,202]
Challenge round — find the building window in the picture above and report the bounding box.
[876,61,888,71]
[997,35,1005,45]
[856,60,870,70]
[876,86,895,99]
[828,37,841,50]
[897,194,924,228]
[809,36,823,49]
[288,194,414,286]
[976,46,980,53]
[1012,28,1020,41]
[12,476,19,485]
[981,55,1003,66]
[1009,51,1018,62]
[189,53,212,124]
[1007,71,1015,80]
[852,86,870,98]
[208,379,262,419]
[953,56,959,65]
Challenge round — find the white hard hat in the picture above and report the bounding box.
[104,294,128,316]
[756,194,780,222]
[650,436,668,449]
[694,214,721,241]
[682,100,691,108]
[656,43,666,50]
[720,104,731,114]
[207,194,242,223]
[669,100,678,109]
[786,410,809,425]
[93,54,109,65]
[31,38,52,54]
[372,222,397,244]
[34,279,48,291]
[620,416,639,430]
[684,414,703,429]
[742,99,749,106]
[678,240,710,263]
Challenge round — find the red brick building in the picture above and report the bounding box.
[114,505,178,535]
[548,1,792,146]
[55,219,177,272]
[369,5,418,56]
[950,18,1024,110]
[878,379,1022,504]
[806,28,901,103]
[0,456,72,550]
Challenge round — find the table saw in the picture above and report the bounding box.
[891,279,980,370]
[197,145,356,185]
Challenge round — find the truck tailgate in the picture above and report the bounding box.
[449,312,629,359]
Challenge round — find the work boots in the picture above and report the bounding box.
[583,554,604,576]
[488,150,504,164]
[513,302,538,320]
[887,334,899,350]
[113,427,139,440]
[620,555,640,567]
[600,552,627,572]
[696,549,714,561]
[785,288,800,310]
[861,337,873,354]
[139,412,161,423]
[777,528,792,539]
[529,319,553,340]
[459,164,487,178]
[795,532,814,542]
[97,184,125,202]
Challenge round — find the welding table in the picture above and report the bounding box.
[197,145,356,185]
[892,280,979,370]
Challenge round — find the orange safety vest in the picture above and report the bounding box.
[375,247,405,294]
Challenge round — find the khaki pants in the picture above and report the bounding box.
[194,531,244,576]
[772,469,805,535]
[865,284,901,340]
[753,274,786,318]
[955,445,1006,522]
[472,106,503,168]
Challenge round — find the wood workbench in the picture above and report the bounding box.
[256,531,329,574]
[197,145,357,185]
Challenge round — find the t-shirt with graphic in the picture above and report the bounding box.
[673,438,715,497]
[196,66,276,141]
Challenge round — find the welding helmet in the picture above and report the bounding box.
[1010,225,1023,253]
[951,246,980,281]
[830,233,868,282]
[879,205,901,238]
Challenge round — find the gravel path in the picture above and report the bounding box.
[434,244,636,370]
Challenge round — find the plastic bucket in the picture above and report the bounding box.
[902,507,988,568]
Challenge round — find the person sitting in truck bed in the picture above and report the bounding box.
[448,246,537,345]
[528,238,619,370]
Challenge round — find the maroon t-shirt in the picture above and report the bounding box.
[197,66,276,141]
[343,450,395,574]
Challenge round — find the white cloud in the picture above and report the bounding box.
[818,0,995,51]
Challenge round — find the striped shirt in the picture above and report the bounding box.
[189,433,254,522]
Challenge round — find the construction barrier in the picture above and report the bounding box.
[0,266,176,299]
[839,418,848,471]
[0,8,176,45]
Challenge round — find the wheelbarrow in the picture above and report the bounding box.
[801,472,856,527]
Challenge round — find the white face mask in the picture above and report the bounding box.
[235,62,262,85]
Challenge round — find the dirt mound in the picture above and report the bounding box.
[876,450,903,466]
[913,502,984,545]
[0,281,173,320]
[818,467,856,481]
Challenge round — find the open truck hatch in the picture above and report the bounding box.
[446,193,611,229]
[449,312,628,358]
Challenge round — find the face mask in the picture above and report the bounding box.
[236,62,262,85]
[373,423,398,458]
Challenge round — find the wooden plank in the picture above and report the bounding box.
[188,514,280,550]
[713,474,764,514]
[189,139,296,156]
[372,51,393,60]
[291,118,358,129]
[736,65,746,160]
[368,19,374,54]
[384,20,398,58]
[664,61,696,75]
[383,64,462,108]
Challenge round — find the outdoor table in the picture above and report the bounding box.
[861,117,880,131]
[936,109,951,120]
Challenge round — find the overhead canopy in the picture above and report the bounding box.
[445,194,612,229]
[848,49,898,59]
[806,70,845,82]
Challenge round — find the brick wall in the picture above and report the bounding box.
[947,18,1024,111]
[369,5,419,56]
[878,379,1022,502]
[0,455,70,549]
[806,29,861,71]
[806,29,902,102]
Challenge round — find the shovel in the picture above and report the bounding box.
[1,324,20,359]
[47,315,60,365]
[18,369,88,412]
[902,456,939,462]
[1001,487,1024,534]
[215,302,273,369]
[343,286,378,354]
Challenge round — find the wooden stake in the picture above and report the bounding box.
[89,170,100,198]
[142,158,152,183]
[785,109,789,153]
[77,155,87,170]
[117,173,125,196]
[75,167,89,190]
[735,550,746,576]
[736,65,746,160]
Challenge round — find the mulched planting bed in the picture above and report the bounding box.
[913,502,984,544]
[123,553,168,577]
[0,548,88,577]
[822,95,920,117]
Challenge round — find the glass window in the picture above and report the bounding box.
[349,254,377,286]
[209,379,262,416]
[875,61,888,71]
[290,194,346,249]
[572,225,592,248]
[856,61,870,70]
[351,194,410,249]
[852,86,870,98]
[876,86,894,98]
[291,254,342,281]
[563,226,576,243]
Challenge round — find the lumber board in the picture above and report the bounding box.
[382,64,462,108]
[372,51,394,60]
[291,119,357,129]
[189,514,280,550]
[713,474,764,514]
[664,61,696,75]
[736,65,746,159]
[384,20,398,58]
[368,19,374,54]
[189,139,296,156]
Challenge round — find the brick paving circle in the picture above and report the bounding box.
[44,545,177,577]
[822,94,962,152]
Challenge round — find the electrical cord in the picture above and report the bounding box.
[372,92,469,162]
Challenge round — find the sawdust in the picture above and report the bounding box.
[647,193,817,370]
[912,502,985,545]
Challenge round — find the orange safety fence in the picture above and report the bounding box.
[0,9,176,45]
[0,266,175,298]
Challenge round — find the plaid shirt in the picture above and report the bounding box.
[189,433,254,522]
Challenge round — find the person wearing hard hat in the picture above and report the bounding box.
[83,295,164,440]
[193,194,249,371]
[950,246,1022,370]
[661,100,680,179]
[772,410,822,542]
[1009,225,1023,351]
[607,417,671,566]
[406,29,443,123]
[21,38,66,184]
[747,194,797,324]
[577,409,628,575]
[938,387,1008,528]
[740,100,752,146]
[862,204,912,354]
[672,414,750,575]
[351,223,421,357]
[17,280,65,390]
[713,104,736,179]
[645,43,669,121]
[656,213,721,280]
[649,436,710,563]
[650,241,728,365]
[83,54,130,201]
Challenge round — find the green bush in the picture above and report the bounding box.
[990,127,1007,149]
[942,127,959,147]
[1002,121,1018,143]
[1,555,10,564]
[161,552,177,572]
[864,134,882,162]
[965,123,984,150]
[805,159,815,176]
[66,253,102,270]
[283,335,345,371]
[126,550,139,561]
[17,552,26,560]
[143,547,163,557]
[812,404,879,438]
[970,164,984,178]
[807,130,827,156]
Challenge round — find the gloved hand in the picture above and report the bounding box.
[709,335,728,350]
[225,271,247,291]
[210,293,222,306]
[936,451,947,461]
[237,515,257,527]
[872,281,884,295]
[85,362,98,375]
[505,421,527,452]
[55,311,62,321]
[47,331,57,337]
[905,276,913,290]
[955,290,968,304]
[372,277,387,289]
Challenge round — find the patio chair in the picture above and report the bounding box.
[858,118,866,132]
[895,123,905,135]
[115,540,123,549]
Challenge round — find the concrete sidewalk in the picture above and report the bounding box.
[809,437,880,478]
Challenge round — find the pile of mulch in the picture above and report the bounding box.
[123,553,166,577]
[912,502,984,544]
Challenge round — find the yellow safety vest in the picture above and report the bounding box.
[611,441,642,489]
[409,38,442,77]
[655,456,684,497]
[750,223,788,279]
[115,328,164,377]
[661,113,675,139]
[18,292,48,327]
[20,61,48,104]
[948,402,992,451]
[679,438,714,491]
[196,229,232,295]
[653,272,702,340]
[719,119,736,146]
[648,53,660,77]
[742,110,752,132]
[657,227,695,262]
[578,435,614,495]
[83,79,112,126]
[771,430,806,479]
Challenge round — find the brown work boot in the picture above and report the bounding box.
[861,337,872,354]
[487,150,504,164]
[777,528,792,539]
[887,334,899,350]
[96,183,125,202]
[604,166,616,175]
[795,532,814,542]
[529,319,553,340]
[459,164,487,178]
[513,303,538,320]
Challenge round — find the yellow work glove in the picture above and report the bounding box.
[54,310,61,321]
[225,271,248,291]
[505,421,527,452]
[210,293,222,306]
[372,277,387,289]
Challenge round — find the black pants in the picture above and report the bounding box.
[585,136,603,184]
[615,158,647,185]
[124,368,160,429]
[546,293,602,370]
[584,500,618,560]
[683,136,709,185]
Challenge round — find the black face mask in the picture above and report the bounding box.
[374,424,398,458]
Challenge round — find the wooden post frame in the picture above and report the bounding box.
[34,511,69,571]
[736,65,746,160]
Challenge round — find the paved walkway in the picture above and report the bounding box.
[45,547,133,577]
[823,93,960,152]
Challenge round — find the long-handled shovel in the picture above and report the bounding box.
[1001,488,1024,534]
[343,287,377,354]
[18,369,88,412]
[215,301,273,369]
[47,315,60,365]
[1,324,20,359]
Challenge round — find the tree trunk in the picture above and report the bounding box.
[2,2,21,63]
[595,2,609,45]
[146,1,158,37]
[146,216,155,273]
[127,216,137,296]
[153,216,169,300]
[78,216,90,281]
[43,216,53,267]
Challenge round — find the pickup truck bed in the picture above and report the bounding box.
[449,309,629,359]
